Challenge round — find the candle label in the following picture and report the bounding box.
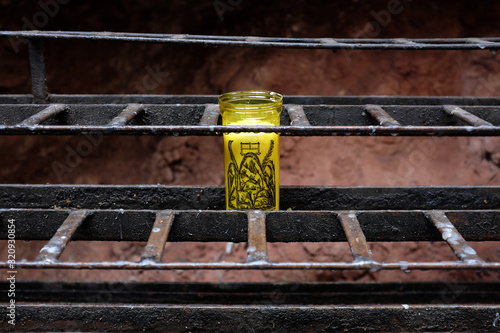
[225,134,277,210]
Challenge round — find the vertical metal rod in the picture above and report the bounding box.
[338,211,377,263]
[425,211,484,263]
[246,211,269,262]
[28,39,49,103]
[141,210,174,262]
[286,105,311,126]
[108,104,144,126]
[365,105,400,126]
[199,104,220,125]
[36,210,88,262]
[18,104,67,126]
[443,105,493,127]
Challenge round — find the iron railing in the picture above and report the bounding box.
[0,95,499,136]
[1,185,499,271]
[1,30,500,332]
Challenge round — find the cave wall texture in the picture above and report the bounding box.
[0,0,499,282]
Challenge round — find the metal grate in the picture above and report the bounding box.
[1,96,500,136]
[1,30,500,331]
[1,185,499,271]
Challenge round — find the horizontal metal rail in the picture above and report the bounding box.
[1,261,499,270]
[1,98,499,136]
[1,184,499,211]
[4,281,498,331]
[9,281,500,304]
[3,124,500,136]
[2,303,498,332]
[0,184,498,271]
[2,94,500,106]
[2,31,500,50]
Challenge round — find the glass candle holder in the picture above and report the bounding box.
[219,90,282,211]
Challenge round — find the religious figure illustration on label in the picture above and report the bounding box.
[226,139,276,210]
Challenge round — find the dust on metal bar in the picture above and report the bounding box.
[2,260,500,270]
[17,104,67,126]
[246,211,269,262]
[6,303,500,333]
[3,31,500,50]
[141,210,174,262]
[425,211,484,263]
[108,104,144,126]
[365,104,400,126]
[35,210,88,262]
[27,39,48,103]
[5,124,500,136]
[338,212,378,266]
[393,38,411,44]
[286,105,311,126]
[199,104,220,125]
[443,105,493,127]
[466,38,493,44]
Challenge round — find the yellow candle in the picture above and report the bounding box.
[219,91,282,210]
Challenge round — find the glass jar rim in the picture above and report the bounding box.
[218,90,283,111]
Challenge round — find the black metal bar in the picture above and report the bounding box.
[2,124,500,136]
[3,31,500,50]
[199,104,220,125]
[338,212,377,265]
[141,210,174,262]
[4,94,500,106]
[1,184,499,211]
[1,95,498,135]
[246,211,269,262]
[35,210,88,262]
[108,103,144,126]
[425,211,484,263]
[443,105,494,126]
[27,39,48,103]
[285,105,311,126]
[2,303,498,332]
[17,104,67,126]
[10,281,500,305]
[365,104,401,126]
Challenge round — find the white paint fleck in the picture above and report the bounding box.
[42,246,60,254]
[399,261,409,270]
[152,227,161,233]
[436,221,454,229]
[441,229,453,241]
[463,247,477,255]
